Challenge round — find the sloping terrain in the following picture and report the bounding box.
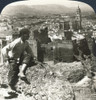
[0,61,96,100]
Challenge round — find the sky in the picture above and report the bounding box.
[0,0,96,14]
[1,0,94,14]
[5,0,93,8]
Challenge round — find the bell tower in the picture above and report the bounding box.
[75,6,82,30]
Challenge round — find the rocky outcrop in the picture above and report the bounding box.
[0,62,76,100]
[1,61,96,100]
[16,63,75,100]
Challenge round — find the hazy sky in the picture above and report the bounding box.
[1,0,94,14]
[6,0,93,8]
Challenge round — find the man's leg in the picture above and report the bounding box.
[18,54,33,78]
[18,64,27,78]
[8,62,19,91]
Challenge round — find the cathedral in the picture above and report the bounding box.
[74,6,82,31]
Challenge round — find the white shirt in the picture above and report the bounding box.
[2,37,34,60]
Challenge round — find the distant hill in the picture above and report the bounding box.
[1,4,95,17]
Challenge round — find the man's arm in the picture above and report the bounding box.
[2,44,10,61]
[1,40,16,61]
[25,41,37,60]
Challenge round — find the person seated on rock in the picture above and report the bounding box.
[71,31,94,87]
[2,28,37,92]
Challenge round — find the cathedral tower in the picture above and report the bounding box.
[75,6,82,30]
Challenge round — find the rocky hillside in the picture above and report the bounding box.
[0,61,96,100]
[0,61,81,100]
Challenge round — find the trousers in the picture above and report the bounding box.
[8,54,36,88]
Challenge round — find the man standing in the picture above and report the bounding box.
[2,28,36,93]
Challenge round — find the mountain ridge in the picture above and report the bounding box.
[1,4,95,17]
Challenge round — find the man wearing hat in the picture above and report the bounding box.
[2,28,36,93]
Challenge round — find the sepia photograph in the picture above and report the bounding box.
[0,0,96,99]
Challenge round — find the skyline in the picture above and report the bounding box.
[1,0,95,16]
